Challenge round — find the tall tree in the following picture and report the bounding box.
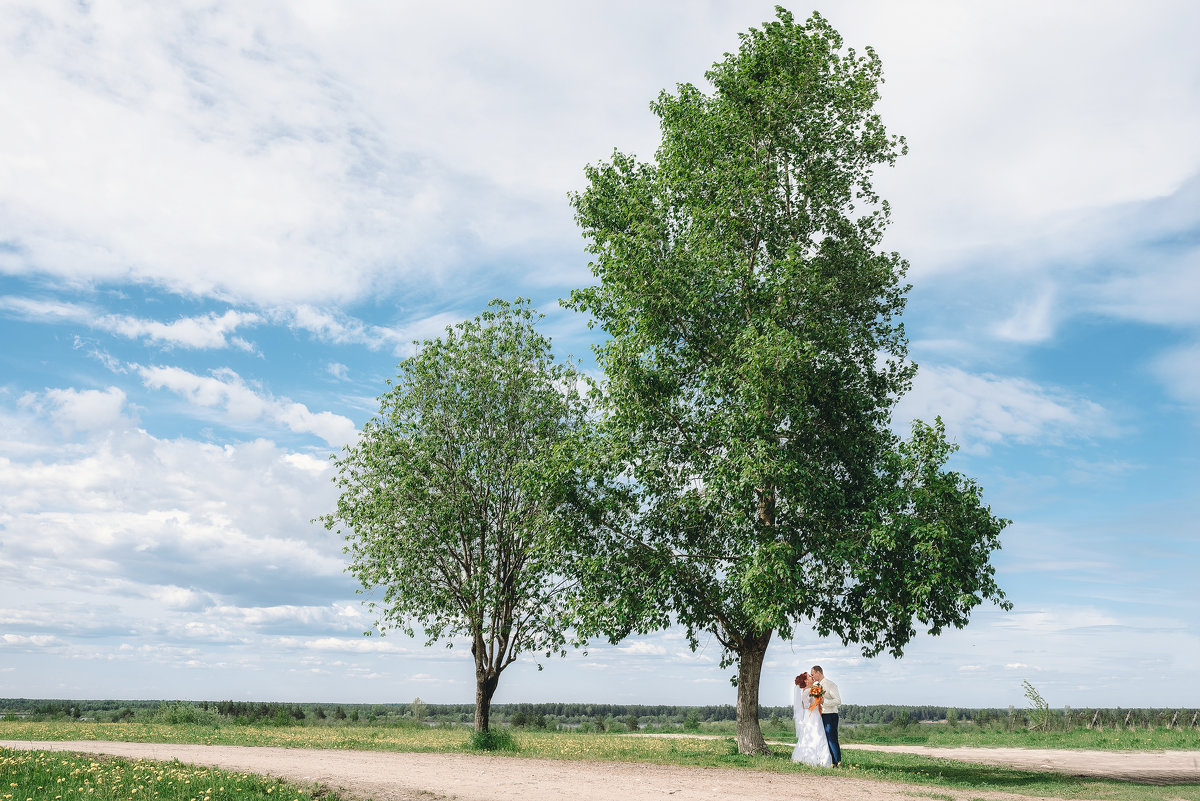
[564,9,1009,754]
[322,299,593,732]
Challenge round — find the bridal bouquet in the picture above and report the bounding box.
[806,682,825,711]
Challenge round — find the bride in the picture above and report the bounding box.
[791,671,832,767]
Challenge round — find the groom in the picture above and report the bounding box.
[811,665,841,767]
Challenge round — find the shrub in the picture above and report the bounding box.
[1023,680,1052,731]
[683,711,701,731]
[468,728,518,751]
[153,702,219,726]
[626,715,639,731]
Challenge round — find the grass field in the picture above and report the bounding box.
[1,720,1196,801]
[0,746,352,801]
[665,719,1200,751]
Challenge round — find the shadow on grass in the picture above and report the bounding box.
[835,750,1189,794]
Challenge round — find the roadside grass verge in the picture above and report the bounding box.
[1,721,1196,801]
[642,720,1200,751]
[0,746,349,801]
[843,726,1200,751]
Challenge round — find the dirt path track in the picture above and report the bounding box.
[2,739,1197,801]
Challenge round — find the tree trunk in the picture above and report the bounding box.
[474,669,499,732]
[734,629,773,755]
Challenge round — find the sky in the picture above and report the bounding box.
[2,0,1198,712]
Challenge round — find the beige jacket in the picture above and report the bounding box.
[812,677,841,714]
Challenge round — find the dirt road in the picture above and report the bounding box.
[2,739,1197,801]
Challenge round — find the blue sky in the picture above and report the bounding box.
[2,1,1198,711]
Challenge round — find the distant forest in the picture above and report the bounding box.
[3,697,1195,730]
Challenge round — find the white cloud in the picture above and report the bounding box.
[281,306,465,356]
[0,297,262,350]
[0,418,347,609]
[299,637,410,654]
[895,365,1112,450]
[281,452,330,473]
[1152,340,1200,415]
[148,585,211,611]
[27,386,128,433]
[103,310,261,350]
[992,283,1057,343]
[0,634,63,648]
[0,296,93,321]
[770,602,1200,708]
[135,364,357,447]
[0,1,615,306]
[1090,251,1200,329]
[866,1,1200,280]
[210,603,367,631]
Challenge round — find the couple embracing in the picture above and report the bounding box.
[791,665,841,768]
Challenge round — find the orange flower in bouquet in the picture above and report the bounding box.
[807,683,826,711]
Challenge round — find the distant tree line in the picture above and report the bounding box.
[3,698,1196,730]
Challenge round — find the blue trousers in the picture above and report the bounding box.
[821,713,841,765]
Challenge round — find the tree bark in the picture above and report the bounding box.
[474,668,500,732]
[734,629,773,755]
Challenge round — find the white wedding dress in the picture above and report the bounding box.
[791,684,833,767]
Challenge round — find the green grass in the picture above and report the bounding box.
[0,746,351,801]
[843,723,1200,751]
[643,718,1200,751]
[831,749,1199,801]
[1,720,1197,801]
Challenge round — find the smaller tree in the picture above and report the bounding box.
[323,299,598,732]
[410,697,427,722]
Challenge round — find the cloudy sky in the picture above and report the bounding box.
[2,0,1198,712]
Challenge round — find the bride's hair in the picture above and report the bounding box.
[794,671,809,686]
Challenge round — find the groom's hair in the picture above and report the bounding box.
[811,665,823,674]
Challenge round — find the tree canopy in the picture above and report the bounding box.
[322,299,595,731]
[563,8,1009,754]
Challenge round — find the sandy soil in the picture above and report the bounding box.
[2,739,1198,801]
